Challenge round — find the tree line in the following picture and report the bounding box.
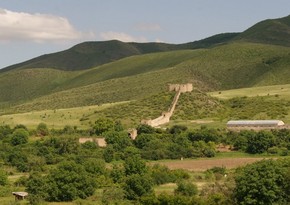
[0,120,289,204]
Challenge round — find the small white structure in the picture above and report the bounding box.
[227,120,285,129]
[12,192,28,200]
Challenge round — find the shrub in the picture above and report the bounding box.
[174,180,198,196]
[10,128,29,146]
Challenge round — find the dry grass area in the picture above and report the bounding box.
[151,157,268,171]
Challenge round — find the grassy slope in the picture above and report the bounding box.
[0,68,80,108]
[0,33,237,72]
[59,50,205,90]
[173,42,290,90]
[209,84,290,100]
[235,15,290,46]
[0,40,142,72]
[8,66,200,113]
[2,42,290,114]
[0,51,204,107]
[3,84,290,129]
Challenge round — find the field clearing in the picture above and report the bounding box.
[150,157,272,171]
[0,102,128,129]
[209,84,290,99]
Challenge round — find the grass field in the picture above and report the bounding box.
[4,83,290,130]
[149,155,287,172]
[209,84,290,99]
[0,102,128,129]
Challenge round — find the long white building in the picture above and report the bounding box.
[227,120,285,129]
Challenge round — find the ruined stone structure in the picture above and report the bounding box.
[128,128,137,140]
[142,83,193,127]
[78,137,107,147]
[169,83,193,93]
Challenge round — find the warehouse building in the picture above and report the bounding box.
[227,120,285,129]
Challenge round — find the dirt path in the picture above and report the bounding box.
[150,157,269,171]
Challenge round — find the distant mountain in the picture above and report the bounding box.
[2,15,290,73]
[0,33,237,72]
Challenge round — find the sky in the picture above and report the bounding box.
[0,0,290,69]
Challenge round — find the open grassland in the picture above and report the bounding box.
[3,84,290,129]
[209,83,290,99]
[0,102,127,129]
[150,156,286,172]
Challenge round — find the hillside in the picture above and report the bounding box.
[2,15,290,73]
[2,42,290,113]
[235,15,290,46]
[0,33,236,72]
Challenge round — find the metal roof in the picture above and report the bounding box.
[12,192,28,197]
[227,120,284,126]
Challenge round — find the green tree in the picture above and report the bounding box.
[150,164,176,185]
[7,148,29,172]
[104,131,132,151]
[137,124,156,134]
[168,125,188,135]
[124,155,147,176]
[94,118,114,135]
[110,164,125,183]
[235,159,290,205]
[246,131,275,154]
[26,172,48,200]
[192,141,216,157]
[83,158,106,175]
[45,161,97,201]
[36,123,49,136]
[0,125,12,140]
[174,180,198,196]
[0,169,7,186]
[62,125,75,135]
[102,186,125,205]
[10,128,29,146]
[124,174,153,200]
[103,145,115,162]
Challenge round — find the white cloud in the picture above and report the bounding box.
[0,8,92,42]
[135,23,162,31]
[100,31,147,42]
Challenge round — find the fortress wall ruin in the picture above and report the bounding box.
[142,83,192,127]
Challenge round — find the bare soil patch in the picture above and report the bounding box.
[151,157,268,171]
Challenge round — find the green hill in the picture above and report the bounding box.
[0,33,237,72]
[3,14,290,73]
[235,15,290,46]
[2,42,290,114]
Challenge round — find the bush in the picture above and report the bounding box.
[174,180,198,196]
[150,164,176,185]
[124,174,153,200]
[234,159,290,204]
[0,169,7,186]
[10,128,29,146]
[36,123,49,136]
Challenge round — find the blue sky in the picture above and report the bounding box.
[0,0,290,69]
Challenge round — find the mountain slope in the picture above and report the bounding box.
[235,15,290,46]
[0,33,237,72]
[3,42,290,113]
[2,14,290,73]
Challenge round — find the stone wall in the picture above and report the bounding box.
[141,83,192,127]
[169,83,193,93]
